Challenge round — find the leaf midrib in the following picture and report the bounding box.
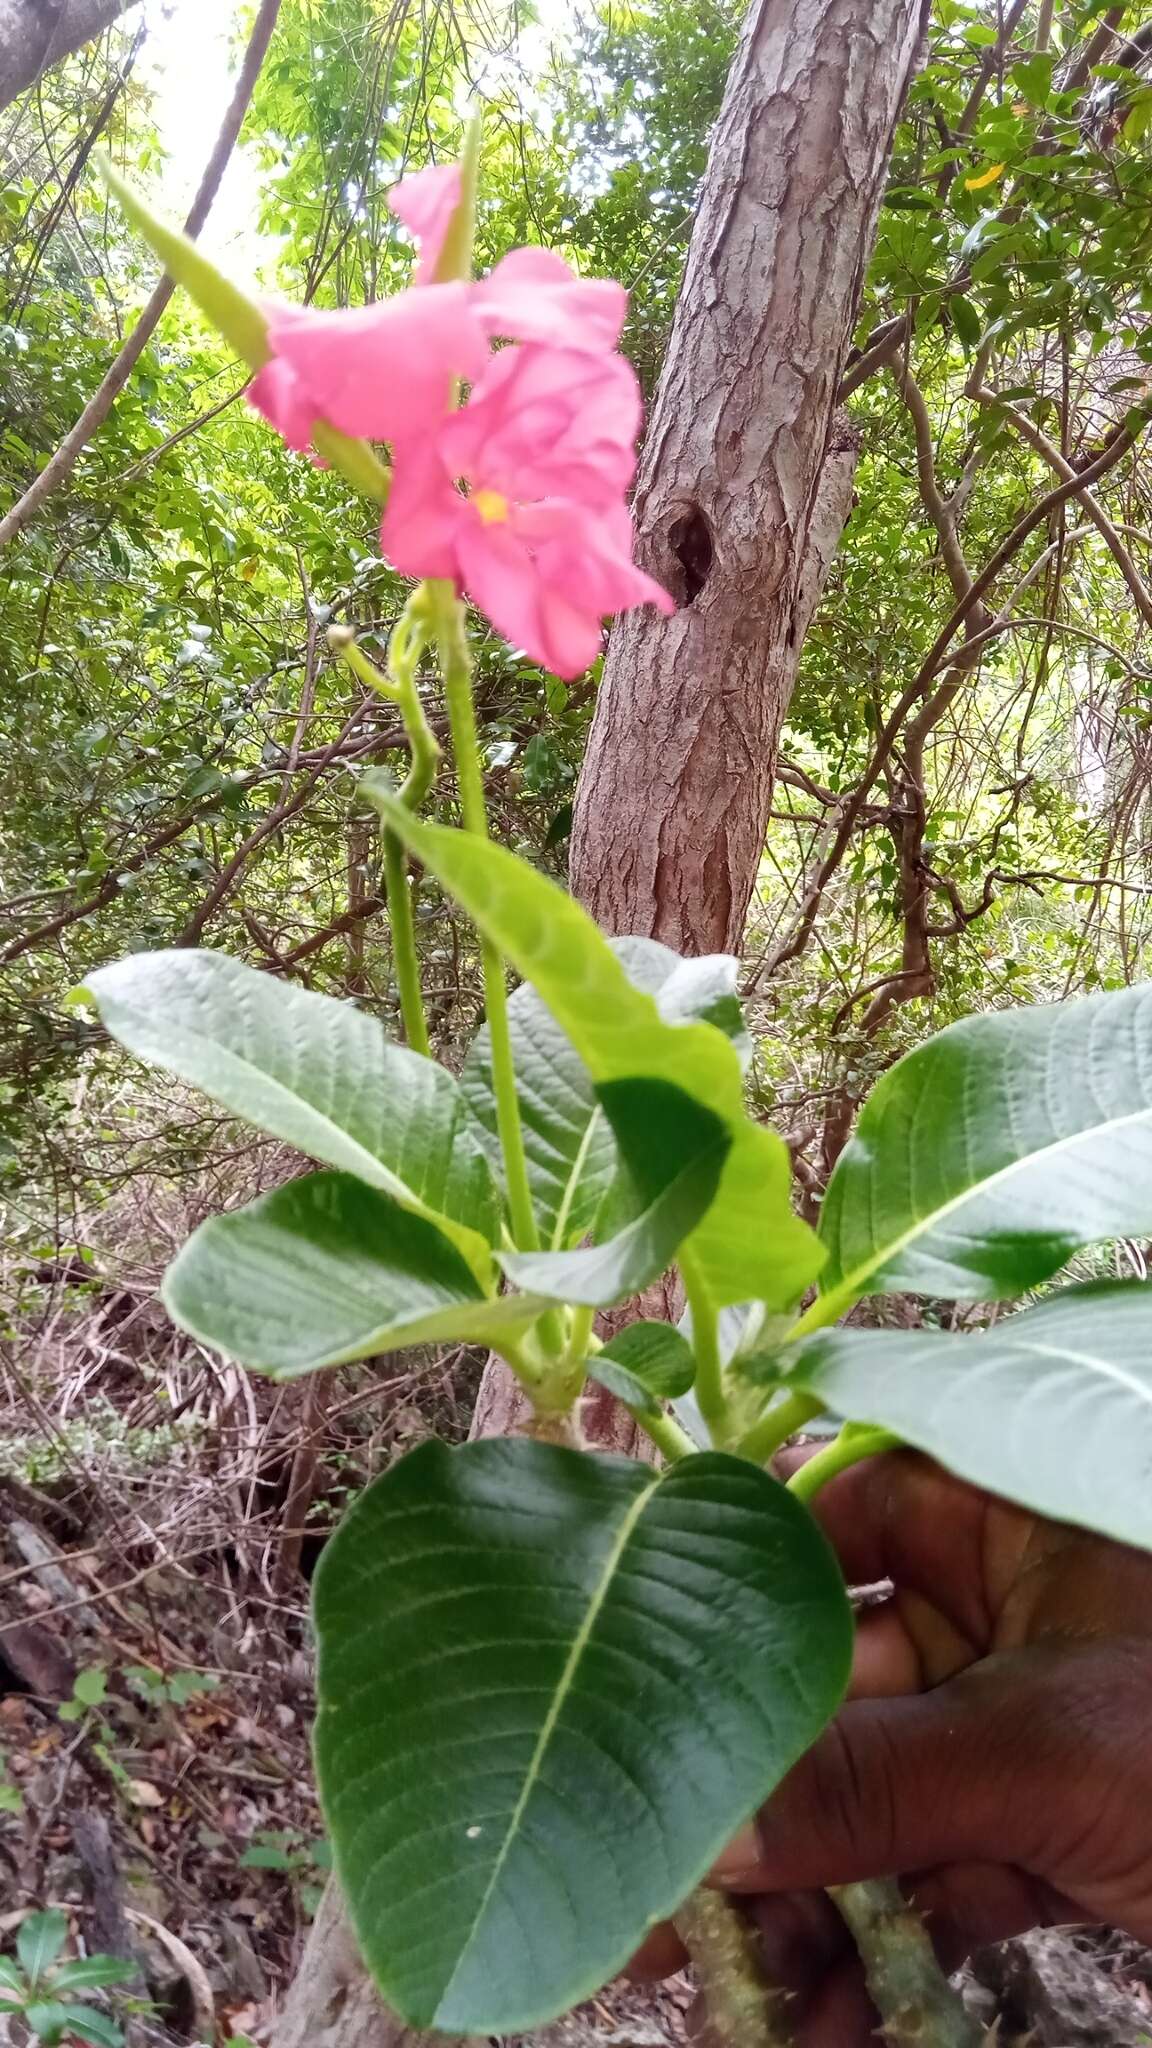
[435,1468,662,2023]
[828,1099,1152,1303]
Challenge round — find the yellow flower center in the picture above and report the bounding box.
[472,487,510,525]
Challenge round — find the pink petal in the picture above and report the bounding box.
[248,357,317,453]
[458,516,604,677]
[389,162,462,286]
[517,498,676,618]
[441,345,641,504]
[475,247,627,353]
[380,439,463,581]
[267,286,487,444]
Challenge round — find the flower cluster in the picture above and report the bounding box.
[248,163,674,677]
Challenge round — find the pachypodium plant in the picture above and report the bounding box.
[77,131,1152,2048]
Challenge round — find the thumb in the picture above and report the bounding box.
[724,1654,1070,1894]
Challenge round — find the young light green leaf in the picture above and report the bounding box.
[96,158,389,502]
[17,1913,68,1988]
[314,1436,851,2033]
[501,1078,730,1306]
[366,787,824,1308]
[587,1321,696,1414]
[817,985,1152,1309]
[72,1669,107,1708]
[163,1172,546,1378]
[81,952,499,1283]
[791,1282,1152,1549]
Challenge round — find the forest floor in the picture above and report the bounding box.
[3,1146,1152,2048]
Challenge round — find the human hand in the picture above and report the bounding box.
[635,1448,1152,2046]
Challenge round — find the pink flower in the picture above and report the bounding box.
[388,162,462,285]
[381,345,673,677]
[248,288,487,452]
[475,247,626,353]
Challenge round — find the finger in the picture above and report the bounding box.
[627,1923,686,1980]
[719,1652,1073,1894]
[775,1448,1031,1650]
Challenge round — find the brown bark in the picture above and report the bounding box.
[571,0,929,955]
[0,0,135,111]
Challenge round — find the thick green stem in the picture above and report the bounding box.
[829,1878,985,2047]
[380,829,431,1055]
[787,1423,902,1501]
[430,582,541,1255]
[675,1887,795,2048]
[634,1405,697,1463]
[329,621,441,1057]
[734,1391,825,1465]
[681,1251,727,1443]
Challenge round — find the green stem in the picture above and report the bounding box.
[681,1251,727,1444]
[380,829,431,1056]
[829,1877,985,2047]
[634,1405,697,1463]
[430,582,540,1254]
[787,1423,902,1502]
[787,1278,859,1341]
[734,1390,825,1466]
[329,622,441,1058]
[675,1887,795,2048]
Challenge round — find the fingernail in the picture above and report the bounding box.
[710,1821,763,1883]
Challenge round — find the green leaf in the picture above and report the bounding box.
[17,1914,68,1988]
[791,1284,1152,1550]
[45,2005,124,2048]
[501,1079,730,1306]
[367,788,824,1309]
[81,951,498,1283]
[314,1437,852,2032]
[460,936,744,1251]
[96,158,389,502]
[163,1173,547,1378]
[587,1321,695,1414]
[818,986,1152,1306]
[949,293,982,351]
[72,1668,106,1708]
[50,1960,135,1994]
[0,1957,25,1996]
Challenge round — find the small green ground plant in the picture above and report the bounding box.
[0,1911,133,2048]
[72,138,1152,2048]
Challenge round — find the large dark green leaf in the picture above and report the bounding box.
[791,1283,1152,1548]
[82,951,499,1281]
[163,1172,545,1378]
[818,986,1152,1307]
[501,1078,729,1305]
[366,787,824,1309]
[314,1437,852,2032]
[460,937,744,1251]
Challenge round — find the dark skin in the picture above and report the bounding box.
[633,1449,1152,2047]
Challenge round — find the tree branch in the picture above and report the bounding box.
[0,0,283,548]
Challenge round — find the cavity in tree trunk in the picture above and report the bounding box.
[572,0,929,955]
[273,0,926,2041]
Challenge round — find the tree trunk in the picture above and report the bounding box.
[273,3,926,2044]
[0,0,135,111]
[571,0,928,955]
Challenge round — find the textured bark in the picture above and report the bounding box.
[571,0,928,954]
[0,0,135,111]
